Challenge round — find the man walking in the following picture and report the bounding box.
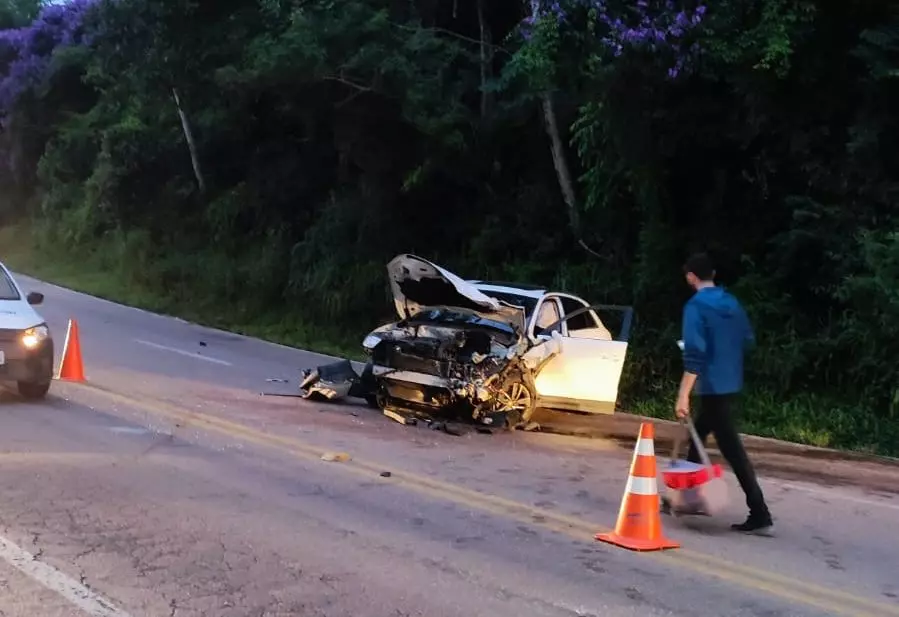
[672,252,773,534]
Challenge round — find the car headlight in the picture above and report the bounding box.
[362,334,382,350]
[21,324,49,350]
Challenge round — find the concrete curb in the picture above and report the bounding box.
[531,409,899,468]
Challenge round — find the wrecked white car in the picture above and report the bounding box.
[361,254,633,429]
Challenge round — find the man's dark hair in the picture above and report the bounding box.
[683,252,715,281]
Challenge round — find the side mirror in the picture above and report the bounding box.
[26,291,44,306]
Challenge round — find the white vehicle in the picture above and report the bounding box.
[361,254,633,427]
[0,261,54,399]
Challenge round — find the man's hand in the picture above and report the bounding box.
[675,371,698,420]
[675,394,690,419]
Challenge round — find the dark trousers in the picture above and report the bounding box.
[687,394,771,519]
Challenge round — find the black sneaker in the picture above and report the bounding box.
[731,515,774,535]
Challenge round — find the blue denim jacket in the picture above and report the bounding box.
[682,286,755,395]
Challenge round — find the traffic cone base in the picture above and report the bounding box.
[56,318,86,382]
[596,422,679,552]
[596,534,680,551]
[597,525,680,551]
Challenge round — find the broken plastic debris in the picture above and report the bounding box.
[320,452,352,462]
[383,408,416,425]
[430,421,463,436]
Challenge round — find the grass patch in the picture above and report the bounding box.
[0,223,365,361]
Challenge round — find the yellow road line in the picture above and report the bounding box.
[73,383,898,617]
[0,453,115,465]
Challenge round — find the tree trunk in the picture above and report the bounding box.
[541,93,580,231]
[524,0,603,258]
[171,87,206,194]
[541,93,604,258]
[477,0,493,118]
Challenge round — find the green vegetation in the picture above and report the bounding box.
[0,225,362,359]
[1,0,898,455]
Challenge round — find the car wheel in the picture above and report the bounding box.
[492,370,537,430]
[18,380,51,401]
[359,362,382,409]
[365,379,389,410]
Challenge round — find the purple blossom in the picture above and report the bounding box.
[0,0,96,117]
[521,0,707,80]
[521,0,569,39]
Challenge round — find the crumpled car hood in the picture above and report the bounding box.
[387,254,526,332]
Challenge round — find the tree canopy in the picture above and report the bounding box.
[2,0,898,453]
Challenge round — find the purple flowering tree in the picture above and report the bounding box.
[504,0,706,257]
[598,1,706,78]
[0,0,95,118]
[521,0,707,79]
[0,0,96,189]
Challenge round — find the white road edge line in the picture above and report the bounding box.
[0,534,133,617]
[134,339,232,366]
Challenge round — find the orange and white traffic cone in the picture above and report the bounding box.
[56,318,86,382]
[596,422,680,552]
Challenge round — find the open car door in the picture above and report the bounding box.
[529,304,633,415]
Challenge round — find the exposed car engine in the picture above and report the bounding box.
[371,328,497,378]
[356,254,568,429]
[367,324,533,426]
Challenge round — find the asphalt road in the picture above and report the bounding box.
[1,274,898,617]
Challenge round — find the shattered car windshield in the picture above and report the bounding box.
[408,308,516,335]
[478,291,538,317]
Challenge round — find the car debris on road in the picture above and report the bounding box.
[320,451,352,462]
[297,358,374,403]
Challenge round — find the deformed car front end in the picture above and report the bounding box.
[362,255,560,427]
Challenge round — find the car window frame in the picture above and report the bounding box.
[538,303,634,343]
[529,295,565,339]
[558,293,617,336]
[0,262,22,301]
[555,293,600,333]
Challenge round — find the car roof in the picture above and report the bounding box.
[468,281,547,299]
